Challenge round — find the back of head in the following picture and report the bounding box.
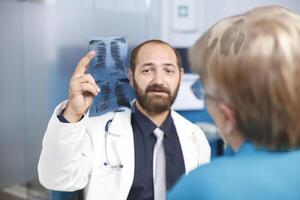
[189,6,300,150]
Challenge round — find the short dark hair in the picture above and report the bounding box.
[129,39,182,72]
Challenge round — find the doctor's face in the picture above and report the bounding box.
[131,42,183,114]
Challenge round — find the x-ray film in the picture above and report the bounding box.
[88,36,134,117]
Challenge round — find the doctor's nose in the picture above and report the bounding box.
[152,71,164,85]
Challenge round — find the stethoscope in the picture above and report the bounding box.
[103,117,124,169]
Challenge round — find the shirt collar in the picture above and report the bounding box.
[235,140,257,156]
[132,104,157,137]
[235,140,300,156]
[159,111,174,138]
[132,103,174,138]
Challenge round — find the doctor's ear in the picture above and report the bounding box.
[128,69,134,87]
[179,67,184,81]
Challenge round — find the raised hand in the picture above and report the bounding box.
[64,51,100,122]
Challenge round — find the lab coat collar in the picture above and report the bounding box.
[171,110,198,174]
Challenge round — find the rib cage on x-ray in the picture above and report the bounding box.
[88,36,134,117]
[110,40,125,74]
[95,41,106,69]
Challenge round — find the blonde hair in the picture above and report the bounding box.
[189,6,300,150]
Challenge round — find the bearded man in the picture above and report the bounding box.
[38,39,210,200]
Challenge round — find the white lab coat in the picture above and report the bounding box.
[38,101,211,200]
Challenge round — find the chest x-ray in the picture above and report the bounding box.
[88,36,134,117]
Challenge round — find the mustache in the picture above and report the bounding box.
[146,84,171,95]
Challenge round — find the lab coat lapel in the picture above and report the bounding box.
[108,111,135,199]
[172,111,198,174]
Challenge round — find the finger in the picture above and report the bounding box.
[79,82,99,96]
[78,74,95,83]
[77,74,100,92]
[84,95,95,108]
[73,51,96,77]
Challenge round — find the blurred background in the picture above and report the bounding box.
[1,0,300,199]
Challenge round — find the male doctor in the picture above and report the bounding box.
[38,39,211,200]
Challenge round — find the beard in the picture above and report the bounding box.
[133,78,180,114]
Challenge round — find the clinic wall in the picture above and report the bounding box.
[0,0,156,188]
[0,2,28,188]
[161,0,300,47]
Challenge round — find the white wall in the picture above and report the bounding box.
[0,1,27,188]
[160,0,300,47]
[0,0,152,188]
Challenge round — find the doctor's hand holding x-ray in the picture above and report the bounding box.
[63,51,99,123]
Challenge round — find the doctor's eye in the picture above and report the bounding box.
[164,67,175,74]
[141,68,153,74]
